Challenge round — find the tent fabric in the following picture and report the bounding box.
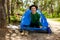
[20,9,49,31]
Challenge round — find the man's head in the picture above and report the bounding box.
[29,5,38,14]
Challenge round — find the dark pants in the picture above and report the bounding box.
[30,22,40,28]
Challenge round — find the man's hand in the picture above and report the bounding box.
[39,26,42,28]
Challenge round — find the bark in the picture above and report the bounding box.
[0,0,8,40]
[0,0,7,28]
[7,0,11,24]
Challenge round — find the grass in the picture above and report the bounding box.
[48,18,60,22]
[54,18,60,22]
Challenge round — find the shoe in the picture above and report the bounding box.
[24,31,28,36]
[20,30,25,36]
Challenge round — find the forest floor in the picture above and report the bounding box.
[0,18,60,40]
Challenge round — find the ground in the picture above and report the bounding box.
[0,19,60,40]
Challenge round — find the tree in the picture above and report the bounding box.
[56,0,60,17]
[0,0,8,40]
[0,0,7,28]
[7,0,11,24]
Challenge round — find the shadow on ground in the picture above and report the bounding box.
[4,29,60,40]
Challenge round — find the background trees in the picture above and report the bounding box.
[0,0,60,26]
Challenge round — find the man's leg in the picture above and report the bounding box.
[30,22,35,27]
[35,22,40,28]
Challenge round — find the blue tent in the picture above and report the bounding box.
[20,9,51,33]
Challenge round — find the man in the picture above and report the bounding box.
[20,5,42,36]
[29,5,42,28]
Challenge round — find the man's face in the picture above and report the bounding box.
[31,7,36,13]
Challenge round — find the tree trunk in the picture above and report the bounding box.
[7,0,11,24]
[0,0,7,28]
[0,0,8,40]
[51,0,53,16]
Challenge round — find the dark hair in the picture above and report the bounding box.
[29,5,38,10]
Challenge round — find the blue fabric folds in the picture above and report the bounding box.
[20,9,48,31]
